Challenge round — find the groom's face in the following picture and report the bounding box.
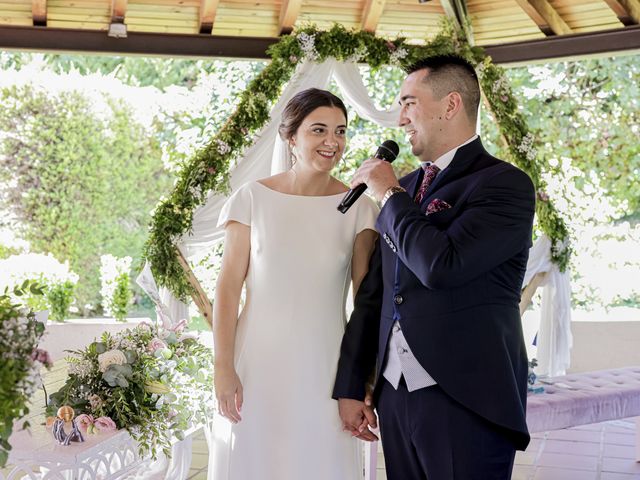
[398,69,448,164]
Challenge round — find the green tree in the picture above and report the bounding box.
[482,54,640,220]
[0,85,172,312]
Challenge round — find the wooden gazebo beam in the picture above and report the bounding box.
[1,25,639,64]
[515,0,573,36]
[361,0,386,33]
[111,0,127,23]
[603,0,640,25]
[199,0,220,34]
[32,0,47,26]
[278,0,302,35]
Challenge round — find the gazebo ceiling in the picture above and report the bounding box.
[0,0,639,63]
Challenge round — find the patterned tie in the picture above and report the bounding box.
[414,163,440,204]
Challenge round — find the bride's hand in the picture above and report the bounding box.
[215,367,243,423]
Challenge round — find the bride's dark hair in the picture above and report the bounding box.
[278,88,348,141]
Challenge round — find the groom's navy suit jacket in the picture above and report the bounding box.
[333,138,535,450]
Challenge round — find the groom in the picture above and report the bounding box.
[333,55,535,479]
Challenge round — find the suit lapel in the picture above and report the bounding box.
[419,137,486,205]
[400,168,422,199]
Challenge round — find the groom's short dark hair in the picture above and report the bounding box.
[405,55,480,123]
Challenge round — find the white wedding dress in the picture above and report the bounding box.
[209,180,378,480]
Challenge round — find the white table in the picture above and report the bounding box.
[3,422,195,480]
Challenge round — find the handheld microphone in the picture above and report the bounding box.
[337,140,399,214]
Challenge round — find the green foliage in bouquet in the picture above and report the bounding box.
[46,321,214,459]
[0,280,51,468]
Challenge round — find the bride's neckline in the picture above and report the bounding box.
[255,180,347,198]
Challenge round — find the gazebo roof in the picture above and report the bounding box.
[0,0,639,63]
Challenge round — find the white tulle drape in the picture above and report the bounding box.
[522,235,573,377]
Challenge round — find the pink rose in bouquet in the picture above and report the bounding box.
[94,416,117,433]
[147,338,167,353]
[75,414,95,432]
[168,318,188,334]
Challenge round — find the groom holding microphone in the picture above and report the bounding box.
[333,55,535,479]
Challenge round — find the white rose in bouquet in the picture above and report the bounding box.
[97,349,128,372]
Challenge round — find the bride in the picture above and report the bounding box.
[209,88,379,479]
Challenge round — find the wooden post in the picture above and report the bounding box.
[175,247,213,327]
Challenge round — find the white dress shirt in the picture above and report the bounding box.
[382,134,478,392]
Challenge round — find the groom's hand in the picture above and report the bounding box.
[338,398,379,442]
[350,157,399,202]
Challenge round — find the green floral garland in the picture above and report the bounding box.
[143,21,571,301]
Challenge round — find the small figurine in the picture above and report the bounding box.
[52,406,85,445]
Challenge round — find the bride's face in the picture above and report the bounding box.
[291,106,347,173]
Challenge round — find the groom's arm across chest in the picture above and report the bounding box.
[376,163,535,290]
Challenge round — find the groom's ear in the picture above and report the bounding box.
[444,92,463,120]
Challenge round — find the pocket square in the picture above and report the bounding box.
[426,198,452,215]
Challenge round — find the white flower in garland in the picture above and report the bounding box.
[297,32,319,60]
[551,236,571,259]
[346,45,369,64]
[216,139,231,155]
[389,47,408,66]
[517,132,538,162]
[255,92,268,104]
[188,183,204,200]
[475,58,490,79]
[492,76,511,100]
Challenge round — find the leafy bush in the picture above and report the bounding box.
[0,253,79,321]
[100,255,132,322]
[0,85,172,313]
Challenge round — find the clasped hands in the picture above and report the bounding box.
[216,365,379,442]
[338,391,379,442]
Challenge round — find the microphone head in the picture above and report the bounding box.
[375,140,400,162]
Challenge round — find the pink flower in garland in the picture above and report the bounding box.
[386,41,397,52]
[31,348,52,368]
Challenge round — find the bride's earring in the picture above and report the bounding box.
[290,144,298,166]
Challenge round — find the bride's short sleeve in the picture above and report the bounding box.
[217,183,252,228]
[355,195,379,234]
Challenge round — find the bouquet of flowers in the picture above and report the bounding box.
[0,280,51,468]
[46,320,215,459]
